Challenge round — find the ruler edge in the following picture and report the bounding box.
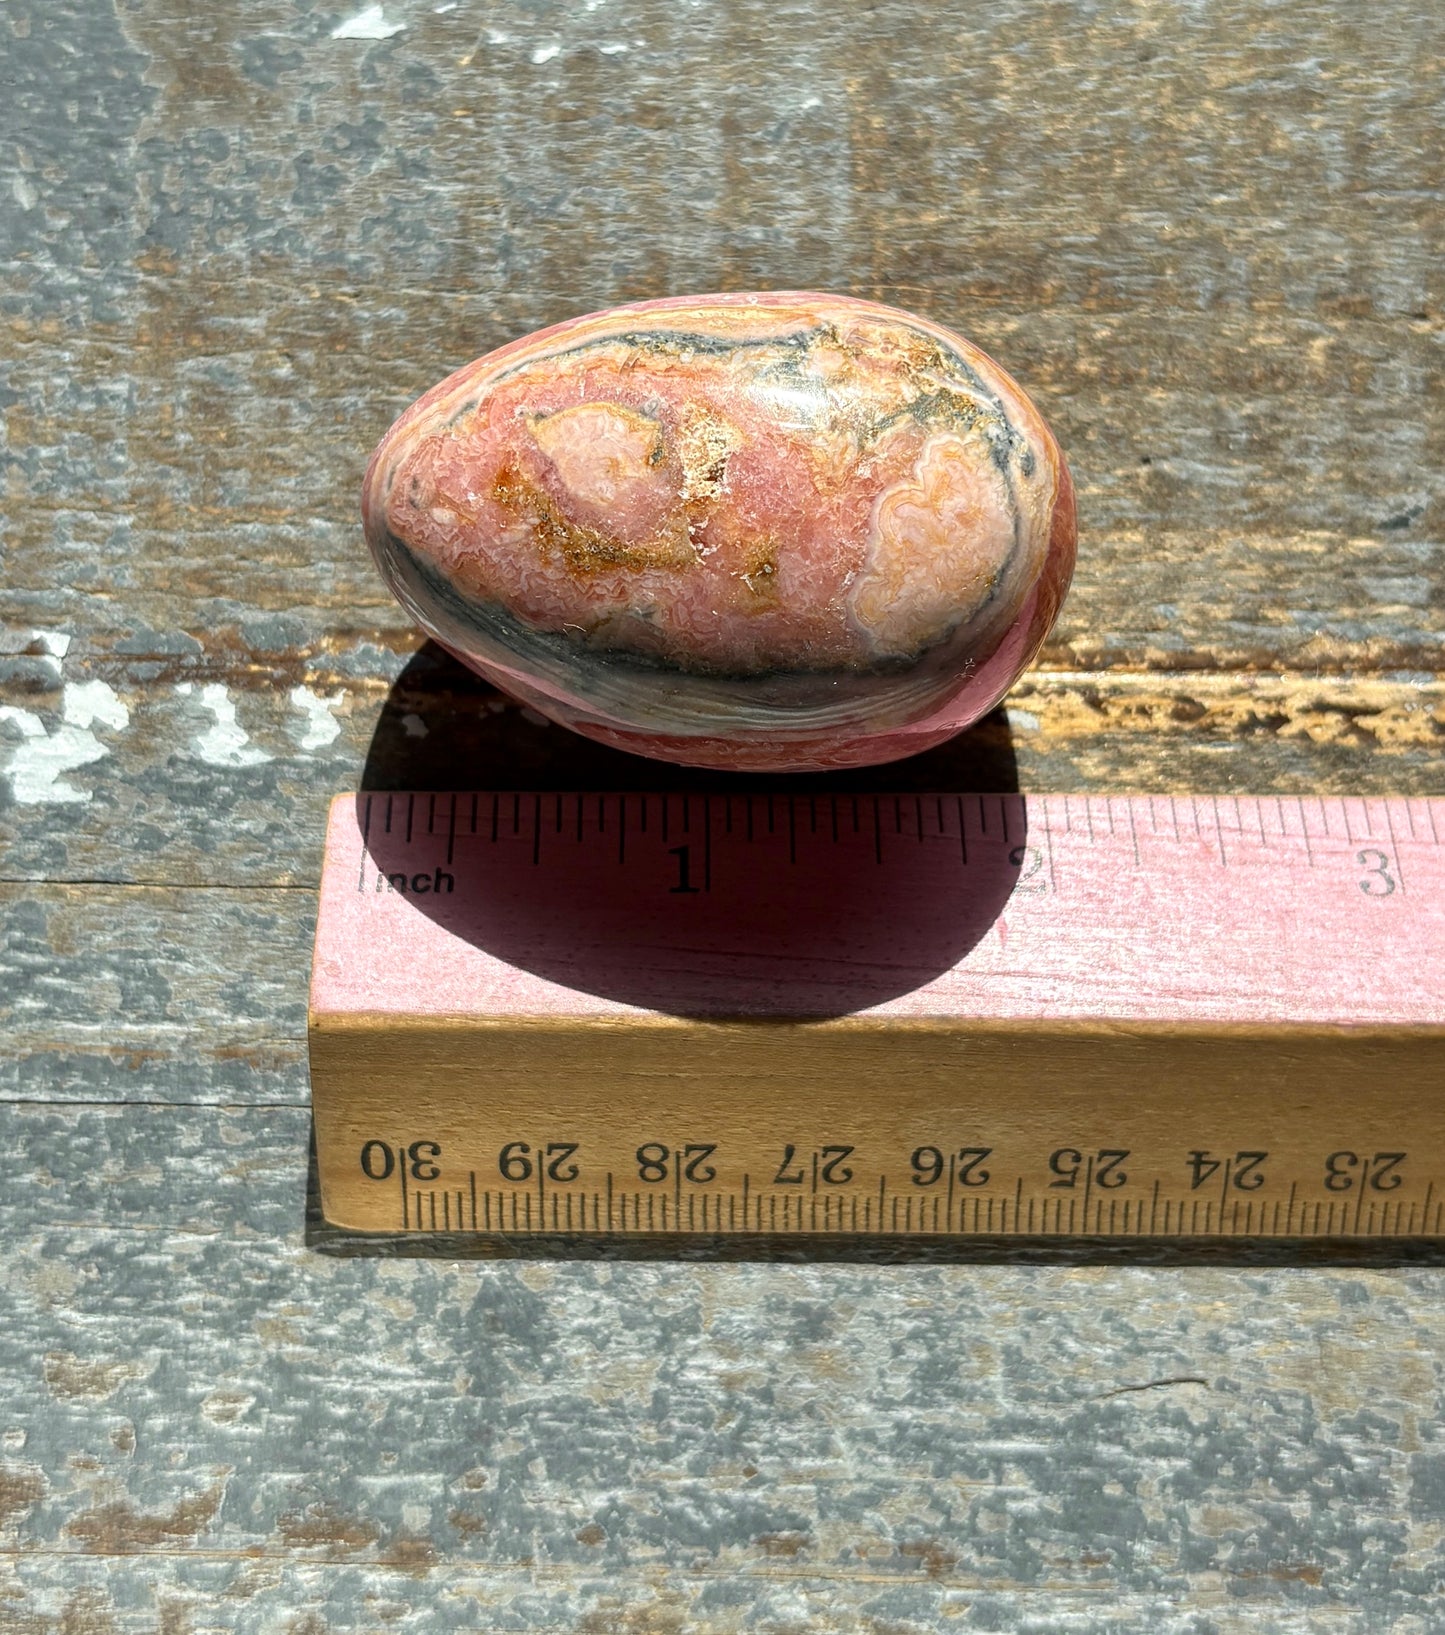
[309,1009,1445,1040]
[305,1226,1445,1257]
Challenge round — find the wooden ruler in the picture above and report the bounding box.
[309,792,1445,1243]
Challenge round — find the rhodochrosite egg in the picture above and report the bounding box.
[362,292,1076,771]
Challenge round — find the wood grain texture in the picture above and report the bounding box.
[3,1107,1445,1632]
[3,0,1443,1626]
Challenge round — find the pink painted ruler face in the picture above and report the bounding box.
[310,794,1445,1026]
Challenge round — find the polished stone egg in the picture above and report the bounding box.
[363,291,1075,771]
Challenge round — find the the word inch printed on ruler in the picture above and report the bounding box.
[309,792,1445,1243]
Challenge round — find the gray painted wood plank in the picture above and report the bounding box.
[9,0,1440,313]
[0,1103,306,1235]
[1,1107,1443,1630]
[1,883,311,1104]
[0,1560,1415,1635]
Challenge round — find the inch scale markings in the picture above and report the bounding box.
[311,793,1445,1243]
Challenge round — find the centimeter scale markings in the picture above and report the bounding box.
[309,792,1445,1242]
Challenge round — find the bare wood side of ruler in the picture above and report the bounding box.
[309,792,1445,1241]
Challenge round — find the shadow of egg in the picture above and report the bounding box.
[356,643,1026,1019]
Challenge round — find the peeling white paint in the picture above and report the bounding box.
[530,41,560,63]
[433,2,458,10]
[598,41,629,54]
[332,5,407,40]
[0,682,129,805]
[289,685,343,752]
[4,629,74,685]
[175,683,271,767]
[1006,707,1041,733]
[11,175,38,213]
[30,630,72,660]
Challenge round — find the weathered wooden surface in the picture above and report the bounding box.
[3,0,1443,1627]
[5,1106,1445,1635]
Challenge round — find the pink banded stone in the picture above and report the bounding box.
[362,292,1076,771]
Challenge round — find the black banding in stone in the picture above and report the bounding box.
[372,528,998,737]
[384,529,914,681]
[487,314,1025,462]
[445,397,480,427]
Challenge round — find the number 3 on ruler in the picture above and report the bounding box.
[1356,850,1396,896]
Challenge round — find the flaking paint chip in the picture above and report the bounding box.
[331,5,407,40]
